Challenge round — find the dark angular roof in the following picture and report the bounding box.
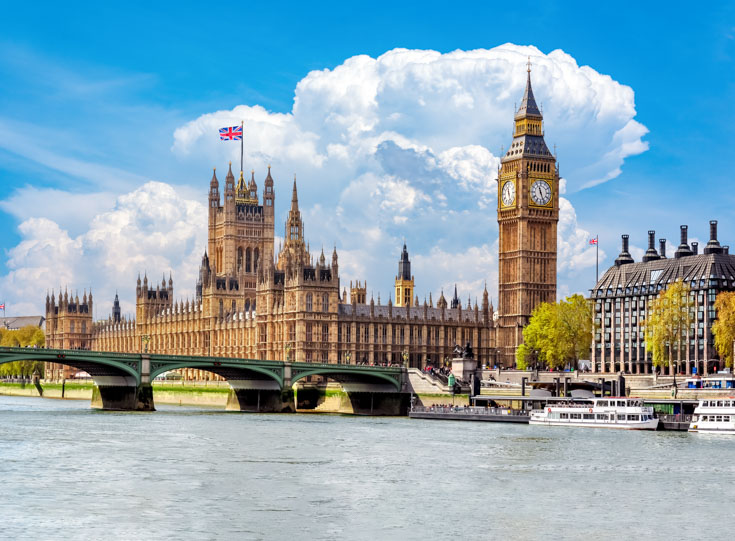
[591,253,735,297]
[515,72,542,119]
[502,134,552,162]
[0,316,45,330]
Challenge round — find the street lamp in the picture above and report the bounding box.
[141,334,150,353]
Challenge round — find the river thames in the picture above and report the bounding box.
[0,395,733,540]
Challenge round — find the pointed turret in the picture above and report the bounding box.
[515,58,542,119]
[224,162,235,209]
[263,165,275,214]
[451,284,459,309]
[112,292,121,323]
[209,168,220,209]
[291,177,299,211]
[235,167,247,203]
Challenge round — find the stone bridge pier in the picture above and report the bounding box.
[91,354,154,411]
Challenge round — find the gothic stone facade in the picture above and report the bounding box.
[46,173,497,379]
[45,67,558,374]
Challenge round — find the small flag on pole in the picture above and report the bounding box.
[219,126,243,141]
[0,303,5,310]
[589,238,598,245]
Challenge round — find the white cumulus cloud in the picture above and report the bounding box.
[1,44,646,316]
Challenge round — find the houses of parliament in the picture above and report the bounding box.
[44,66,558,377]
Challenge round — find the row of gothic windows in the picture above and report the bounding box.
[305,293,329,312]
[236,247,260,273]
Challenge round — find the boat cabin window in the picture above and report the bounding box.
[560,413,569,419]
[717,400,724,407]
[597,401,608,407]
[716,416,723,422]
[596,414,609,420]
[617,401,626,407]
[724,416,731,422]
[583,414,594,420]
[627,415,640,421]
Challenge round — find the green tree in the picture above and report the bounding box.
[518,294,594,370]
[712,291,735,369]
[0,326,46,377]
[643,279,694,374]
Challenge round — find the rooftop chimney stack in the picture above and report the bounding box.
[675,225,693,259]
[642,230,661,262]
[704,220,723,254]
[659,238,667,258]
[725,246,730,255]
[614,234,634,267]
[691,242,699,255]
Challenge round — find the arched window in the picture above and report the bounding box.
[306,293,313,312]
[246,248,252,273]
[237,247,243,272]
[322,293,329,312]
[254,248,259,273]
[244,299,251,312]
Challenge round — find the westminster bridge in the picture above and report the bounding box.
[0,347,408,414]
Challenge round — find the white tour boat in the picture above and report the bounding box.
[688,398,735,435]
[529,397,659,430]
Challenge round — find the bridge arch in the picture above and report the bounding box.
[0,348,140,384]
[148,357,284,389]
[290,366,402,392]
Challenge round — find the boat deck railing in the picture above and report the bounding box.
[411,405,527,416]
[658,413,693,423]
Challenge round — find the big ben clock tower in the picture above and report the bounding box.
[497,61,559,366]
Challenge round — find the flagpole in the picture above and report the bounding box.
[596,235,599,284]
[240,120,244,174]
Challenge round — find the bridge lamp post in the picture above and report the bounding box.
[285,342,292,362]
[402,350,409,368]
[141,334,151,354]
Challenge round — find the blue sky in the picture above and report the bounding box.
[1,2,734,317]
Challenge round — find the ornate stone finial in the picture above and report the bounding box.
[527,55,531,73]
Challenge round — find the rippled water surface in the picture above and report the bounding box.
[1,395,733,540]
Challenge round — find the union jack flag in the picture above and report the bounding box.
[0,303,5,310]
[589,238,598,245]
[219,125,243,141]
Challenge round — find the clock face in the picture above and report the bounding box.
[530,180,552,206]
[501,181,515,206]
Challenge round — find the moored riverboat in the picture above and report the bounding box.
[529,397,658,430]
[688,398,735,435]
